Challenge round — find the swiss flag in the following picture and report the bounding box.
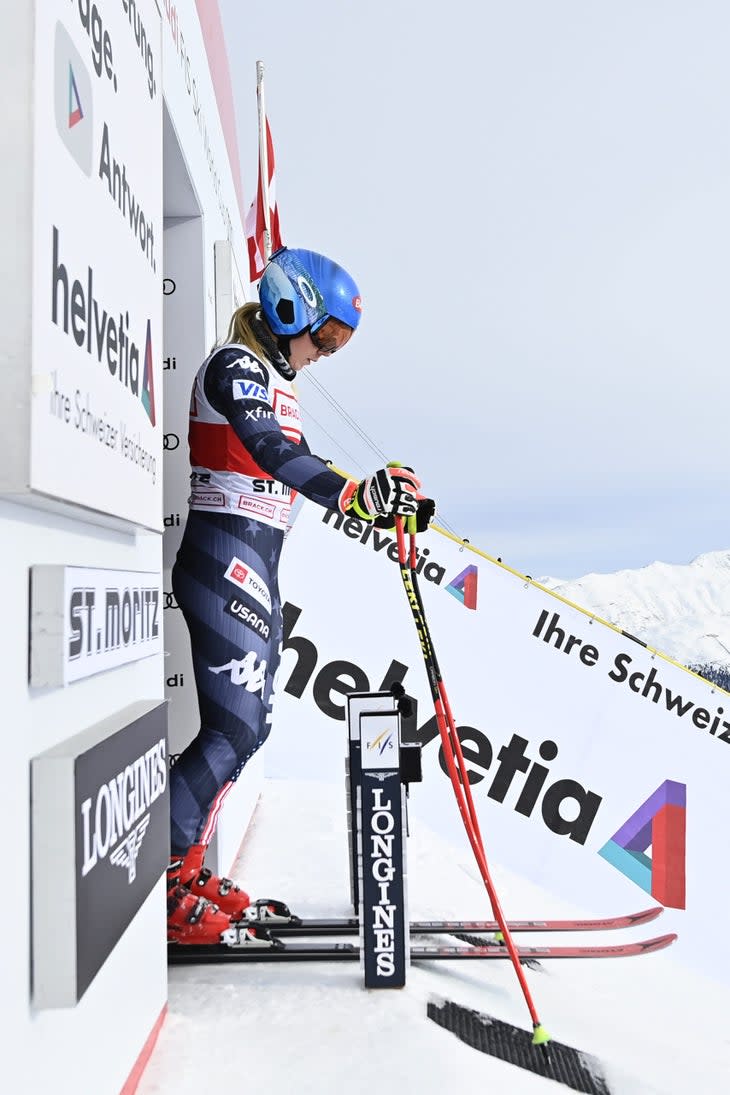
[245,116,282,283]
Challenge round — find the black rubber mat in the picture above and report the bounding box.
[427,998,610,1094]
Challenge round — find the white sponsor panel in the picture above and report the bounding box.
[270,503,730,982]
[31,4,163,527]
[360,712,400,771]
[191,490,225,507]
[272,388,302,440]
[238,496,277,520]
[162,215,206,569]
[224,557,272,613]
[30,565,162,686]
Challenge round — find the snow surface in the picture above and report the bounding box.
[137,780,730,1095]
[539,550,730,670]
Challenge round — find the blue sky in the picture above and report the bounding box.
[218,0,729,579]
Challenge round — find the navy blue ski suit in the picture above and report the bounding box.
[169,340,350,856]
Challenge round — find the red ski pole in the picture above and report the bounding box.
[394,516,550,1050]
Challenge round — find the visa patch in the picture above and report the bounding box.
[232,379,270,402]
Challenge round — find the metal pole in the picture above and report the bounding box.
[255,60,272,262]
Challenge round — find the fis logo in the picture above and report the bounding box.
[445,564,478,610]
[598,780,687,909]
[368,729,395,756]
[54,22,93,176]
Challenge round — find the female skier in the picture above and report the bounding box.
[166,247,435,944]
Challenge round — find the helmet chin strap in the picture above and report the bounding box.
[252,312,296,380]
[276,334,292,361]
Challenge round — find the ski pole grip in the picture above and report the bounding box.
[406,514,418,535]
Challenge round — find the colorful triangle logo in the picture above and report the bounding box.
[598,779,686,909]
[445,564,478,610]
[141,319,156,426]
[68,64,84,128]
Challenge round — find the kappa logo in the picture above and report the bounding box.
[109,814,151,884]
[598,780,687,909]
[54,21,93,176]
[224,557,272,613]
[228,355,265,380]
[209,651,267,693]
[232,379,269,402]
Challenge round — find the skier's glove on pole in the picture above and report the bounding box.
[339,466,420,521]
[413,496,436,533]
[339,465,422,521]
[371,496,435,532]
[339,464,436,532]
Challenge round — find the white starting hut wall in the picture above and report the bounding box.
[160,0,261,878]
[0,2,254,1092]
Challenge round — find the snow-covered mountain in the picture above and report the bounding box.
[539,550,730,673]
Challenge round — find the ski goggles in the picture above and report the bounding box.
[309,315,354,355]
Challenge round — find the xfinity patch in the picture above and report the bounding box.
[232,379,270,402]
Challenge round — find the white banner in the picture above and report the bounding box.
[269,503,729,983]
[30,565,162,686]
[31,2,163,527]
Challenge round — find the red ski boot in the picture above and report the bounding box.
[169,844,251,919]
[169,845,293,924]
[166,884,232,944]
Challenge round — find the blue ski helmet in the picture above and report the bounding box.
[259,247,362,337]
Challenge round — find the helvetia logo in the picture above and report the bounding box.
[598,780,687,909]
[51,225,156,419]
[141,319,156,425]
[68,68,83,127]
[54,22,93,176]
[323,510,446,586]
[445,564,478,610]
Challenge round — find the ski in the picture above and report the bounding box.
[264,905,664,938]
[167,932,677,966]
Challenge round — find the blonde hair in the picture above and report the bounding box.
[224,303,271,360]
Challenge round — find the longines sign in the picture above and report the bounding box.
[31,701,169,1008]
[30,565,162,686]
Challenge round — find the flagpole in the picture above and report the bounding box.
[255,60,272,262]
